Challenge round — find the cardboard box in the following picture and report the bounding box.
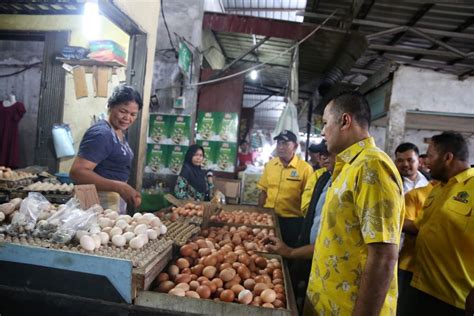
[214,178,241,202]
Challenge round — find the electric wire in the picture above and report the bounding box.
[160,0,178,55]
[0,62,42,78]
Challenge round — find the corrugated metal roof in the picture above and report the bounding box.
[0,1,83,14]
[222,0,308,22]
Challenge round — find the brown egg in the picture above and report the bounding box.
[255,257,267,269]
[262,302,274,308]
[238,289,253,305]
[273,299,285,308]
[202,280,217,293]
[198,248,212,257]
[191,263,204,276]
[185,290,200,299]
[156,280,174,293]
[274,284,284,293]
[260,289,276,303]
[175,282,190,291]
[230,284,245,295]
[220,289,235,302]
[254,276,267,284]
[202,266,217,279]
[196,239,208,249]
[216,287,224,297]
[238,254,251,266]
[175,274,192,284]
[272,278,283,285]
[168,265,179,278]
[180,244,194,257]
[157,272,169,282]
[196,285,211,299]
[243,279,256,290]
[237,265,251,279]
[219,268,236,282]
[169,287,186,296]
[189,242,199,250]
[197,276,209,283]
[211,278,224,288]
[224,252,237,264]
[190,274,198,281]
[189,280,200,291]
[253,283,269,296]
[219,262,232,271]
[273,269,283,279]
[232,262,242,270]
[203,255,217,267]
[252,296,262,305]
[176,258,190,269]
[276,292,286,302]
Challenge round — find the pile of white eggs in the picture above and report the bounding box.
[77,210,167,252]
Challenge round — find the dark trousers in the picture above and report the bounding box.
[397,284,465,316]
[278,216,304,248]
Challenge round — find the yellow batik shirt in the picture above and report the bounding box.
[257,155,313,218]
[301,167,328,216]
[305,137,404,316]
[412,168,474,309]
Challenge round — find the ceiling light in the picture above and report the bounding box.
[83,0,100,40]
[250,70,258,80]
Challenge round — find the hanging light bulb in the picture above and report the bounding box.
[83,0,100,40]
[249,70,258,80]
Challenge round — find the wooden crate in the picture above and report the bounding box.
[135,253,297,316]
[132,243,173,297]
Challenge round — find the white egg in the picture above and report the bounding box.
[136,216,150,225]
[98,232,110,244]
[147,229,158,240]
[160,224,168,235]
[117,214,132,224]
[112,234,126,247]
[89,224,101,234]
[75,230,88,242]
[134,224,147,235]
[125,225,135,233]
[106,211,119,220]
[153,226,161,236]
[98,217,113,228]
[137,233,149,244]
[150,217,162,228]
[109,227,123,237]
[129,236,144,249]
[91,234,101,248]
[80,235,95,251]
[123,231,135,242]
[132,212,142,220]
[104,209,114,214]
[102,227,112,234]
[115,219,128,230]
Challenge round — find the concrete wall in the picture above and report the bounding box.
[383,66,474,163]
[0,40,43,167]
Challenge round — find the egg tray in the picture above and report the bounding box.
[135,253,297,316]
[209,205,278,229]
[162,219,201,247]
[0,178,34,189]
[0,233,173,269]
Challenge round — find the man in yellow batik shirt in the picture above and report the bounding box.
[304,91,404,316]
[401,132,473,316]
[258,129,313,247]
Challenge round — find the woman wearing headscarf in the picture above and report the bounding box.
[174,144,214,201]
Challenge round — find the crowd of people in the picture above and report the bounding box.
[258,91,473,315]
[69,85,472,315]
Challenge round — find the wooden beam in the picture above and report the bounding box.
[368,44,473,59]
[387,3,434,45]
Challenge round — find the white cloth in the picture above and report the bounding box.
[403,170,429,194]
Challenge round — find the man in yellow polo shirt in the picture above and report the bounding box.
[401,132,473,316]
[304,91,404,316]
[258,129,313,247]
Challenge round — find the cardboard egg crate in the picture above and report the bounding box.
[134,252,297,316]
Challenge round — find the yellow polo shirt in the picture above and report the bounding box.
[399,183,434,272]
[301,167,328,216]
[305,137,404,316]
[257,155,313,218]
[412,168,474,309]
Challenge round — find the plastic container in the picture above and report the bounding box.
[55,172,74,184]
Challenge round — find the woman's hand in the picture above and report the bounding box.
[118,182,141,208]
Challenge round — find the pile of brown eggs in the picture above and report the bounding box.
[154,228,286,309]
[210,210,274,227]
[171,203,205,218]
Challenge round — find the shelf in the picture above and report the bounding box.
[56,57,125,68]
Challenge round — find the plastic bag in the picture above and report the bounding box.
[51,204,100,244]
[8,192,52,235]
[272,99,300,141]
[52,123,75,158]
[33,197,81,239]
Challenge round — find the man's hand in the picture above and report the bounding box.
[264,236,293,258]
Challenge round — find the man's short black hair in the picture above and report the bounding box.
[419,154,427,159]
[431,132,469,162]
[329,90,371,129]
[240,140,249,146]
[107,84,143,110]
[395,142,420,156]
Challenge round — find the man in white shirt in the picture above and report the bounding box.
[395,142,429,193]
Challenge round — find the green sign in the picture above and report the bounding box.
[196,140,237,173]
[148,114,191,146]
[196,111,238,143]
[145,144,188,175]
[178,41,192,77]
